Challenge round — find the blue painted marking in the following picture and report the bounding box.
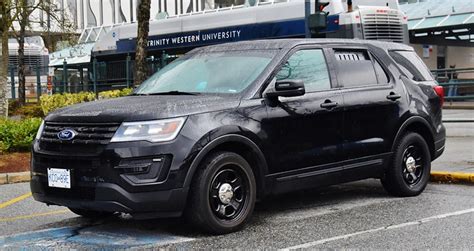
[0,225,194,249]
[0,226,76,246]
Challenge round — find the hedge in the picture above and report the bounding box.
[40,88,133,115]
[0,88,133,153]
[0,118,42,153]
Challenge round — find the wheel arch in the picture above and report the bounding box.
[392,116,436,160]
[184,134,269,199]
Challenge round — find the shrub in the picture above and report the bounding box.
[10,104,45,118]
[40,88,133,115]
[8,100,21,116]
[40,92,96,115]
[99,88,133,99]
[0,118,42,153]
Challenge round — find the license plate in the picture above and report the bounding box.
[47,168,71,189]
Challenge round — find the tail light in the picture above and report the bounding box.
[433,85,445,107]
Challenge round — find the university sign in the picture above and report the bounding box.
[147,30,242,47]
[116,19,306,53]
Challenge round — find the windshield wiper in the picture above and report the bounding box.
[134,91,200,96]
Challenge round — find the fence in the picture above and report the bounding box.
[7,64,48,103]
[12,57,471,103]
[7,53,177,103]
[431,67,474,102]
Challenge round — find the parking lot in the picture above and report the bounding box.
[1,180,474,249]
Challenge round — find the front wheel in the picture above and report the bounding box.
[382,132,431,197]
[186,151,256,234]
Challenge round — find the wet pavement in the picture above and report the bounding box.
[1,179,473,249]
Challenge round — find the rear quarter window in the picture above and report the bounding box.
[389,51,433,82]
[333,50,379,88]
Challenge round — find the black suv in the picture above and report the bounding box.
[31,39,445,234]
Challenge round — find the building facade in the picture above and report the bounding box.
[399,0,473,77]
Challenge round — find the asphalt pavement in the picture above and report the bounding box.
[1,179,473,249]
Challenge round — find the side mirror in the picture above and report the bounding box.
[308,11,328,31]
[266,79,305,98]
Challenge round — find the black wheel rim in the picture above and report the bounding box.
[209,166,248,220]
[401,144,424,186]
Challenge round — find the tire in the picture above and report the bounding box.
[68,207,115,219]
[186,151,257,234]
[382,132,431,197]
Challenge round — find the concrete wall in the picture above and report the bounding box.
[447,46,474,79]
[412,44,437,70]
[411,44,474,79]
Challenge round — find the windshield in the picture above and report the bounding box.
[134,50,277,95]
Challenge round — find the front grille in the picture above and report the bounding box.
[362,13,405,43]
[40,122,120,145]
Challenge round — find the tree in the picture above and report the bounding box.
[0,0,15,117]
[6,0,75,106]
[134,0,151,86]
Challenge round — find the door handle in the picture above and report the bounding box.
[386,92,401,101]
[320,100,338,109]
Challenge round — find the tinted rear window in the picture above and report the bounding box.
[389,51,433,81]
[334,50,378,88]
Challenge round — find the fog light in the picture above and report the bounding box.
[115,158,163,174]
[115,156,170,184]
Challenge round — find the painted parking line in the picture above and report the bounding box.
[284,207,474,250]
[0,192,32,210]
[0,209,69,222]
[0,224,195,249]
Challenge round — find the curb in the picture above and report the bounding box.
[430,171,474,184]
[443,104,474,110]
[0,172,31,185]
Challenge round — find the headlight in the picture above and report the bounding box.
[110,117,186,143]
[35,120,45,140]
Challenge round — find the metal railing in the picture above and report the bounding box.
[431,67,474,102]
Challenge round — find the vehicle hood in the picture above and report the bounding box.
[45,95,241,123]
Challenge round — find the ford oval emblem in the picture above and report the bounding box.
[57,129,77,140]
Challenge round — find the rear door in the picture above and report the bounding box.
[332,47,400,178]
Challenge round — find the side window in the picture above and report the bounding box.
[389,50,434,81]
[276,49,331,92]
[372,56,390,84]
[334,49,378,88]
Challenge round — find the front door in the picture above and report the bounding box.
[262,48,345,175]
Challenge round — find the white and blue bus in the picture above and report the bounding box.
[90,0,408,87]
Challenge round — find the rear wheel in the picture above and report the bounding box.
[68,207,115,219]
[186,151,256,234]
[382,132,431,197]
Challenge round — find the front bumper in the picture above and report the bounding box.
[30,132,198,218]
[31,175,188,217]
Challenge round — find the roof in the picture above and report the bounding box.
[49,43,95,67]
[400,0,474,31]
[400,0,473,19]
[191,39,414,53]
